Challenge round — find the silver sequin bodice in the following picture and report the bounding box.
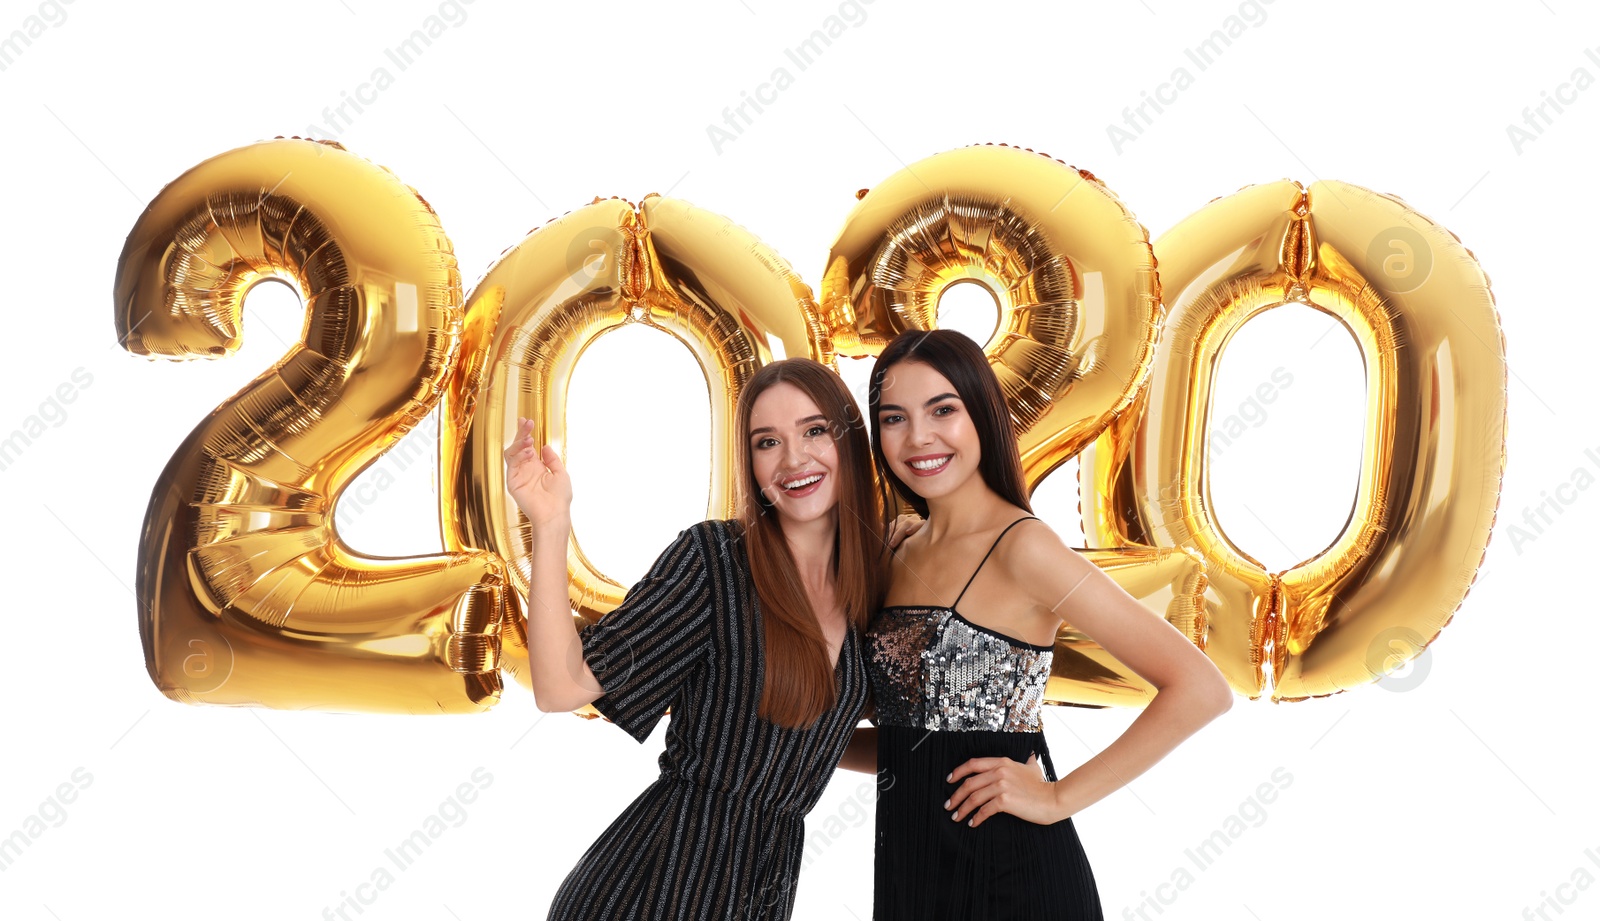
[865,605,1052,733]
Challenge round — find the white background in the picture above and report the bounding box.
[2,1,1596,918]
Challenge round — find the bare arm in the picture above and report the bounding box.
[1014,522,1232,819]
[836,696,878,774]
[836,726,878,774]
[504,418,603,713]
[948,522,1232,826]
[527,518,604,713]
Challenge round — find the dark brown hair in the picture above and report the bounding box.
[866,329,1033,531]
[734,358,888,728]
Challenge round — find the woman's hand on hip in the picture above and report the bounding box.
[945,753,1067,827]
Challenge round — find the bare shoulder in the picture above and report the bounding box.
[998,517,1095,590]
[1003,515,1069,557]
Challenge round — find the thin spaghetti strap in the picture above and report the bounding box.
[950,516,1040,610]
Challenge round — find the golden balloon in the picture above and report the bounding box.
[820,143,1203,708]
[116,138,508,714]
[819,143,1163,486]
[437,194,830,699]
[116,140,1503,714]
[1079,179,1506,700]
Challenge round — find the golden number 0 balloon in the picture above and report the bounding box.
[116,138,507,714]
[437,194,829,700]
[1079,180,1507,700]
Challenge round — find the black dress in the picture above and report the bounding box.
[863,516,1104,919]
[548,518,870,921]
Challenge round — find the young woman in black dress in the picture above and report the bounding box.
[504,357,917,920]
[838,329,1234,919]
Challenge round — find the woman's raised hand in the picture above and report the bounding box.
[503,417,573,531]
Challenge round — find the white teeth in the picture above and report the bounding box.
[910,456,951,470]
[783,474,822,489]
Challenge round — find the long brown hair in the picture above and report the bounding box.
[867,329,1033,534]
[734,358,887,728]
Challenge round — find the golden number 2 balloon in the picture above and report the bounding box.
[821,143,1163,483]
[1079,180,1506,701]
[116,138,507,714]
[819,143,1207,708]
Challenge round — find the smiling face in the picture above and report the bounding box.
[874,360,981,502]
[747,381,841,526]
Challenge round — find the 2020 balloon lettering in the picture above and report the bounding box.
[114,138,1505,715]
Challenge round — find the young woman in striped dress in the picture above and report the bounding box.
[839,329,1234,919]
[505,357,918,920]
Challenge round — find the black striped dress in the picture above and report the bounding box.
[547,518,870,921]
